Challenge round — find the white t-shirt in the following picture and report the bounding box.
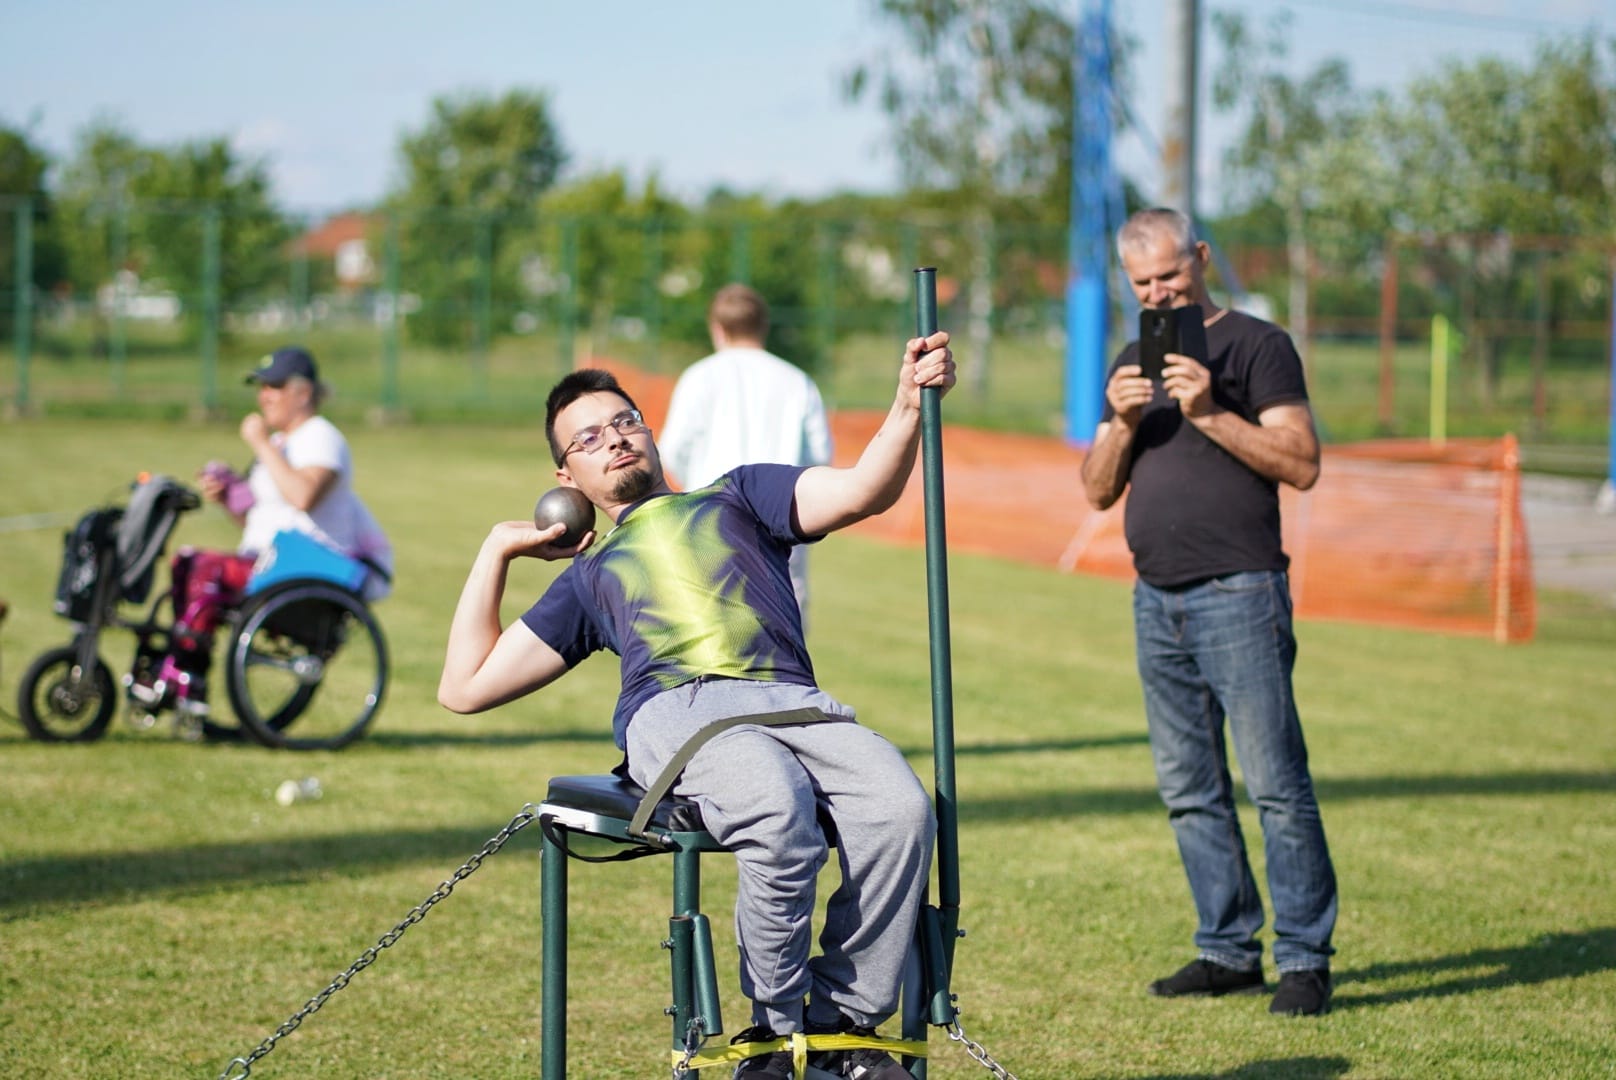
[658,347,834,489]
[239,415,394,598]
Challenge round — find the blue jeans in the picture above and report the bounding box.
[1133,570,1337,973]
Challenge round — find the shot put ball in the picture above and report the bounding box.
[534,486,594,547]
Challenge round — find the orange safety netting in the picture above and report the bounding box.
[591,359,1535,643]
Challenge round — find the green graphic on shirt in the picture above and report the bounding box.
[593,490,778,688]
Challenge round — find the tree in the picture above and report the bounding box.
[51,123,146,298]
[532,168,697,365]
[1211,10,1372,371]
[845,0,1081,394]
[1362,36,1616,402]
[53,120,289,322]
[387,89,568,347]
[1370,37,1616,239]
[0,120,68,331]
[846,0,1077,213]
[138,137,290,313]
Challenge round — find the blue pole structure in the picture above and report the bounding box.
[1066,0,1114,447]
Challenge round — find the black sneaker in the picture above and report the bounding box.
[730,1026,793,1079]
[1270,968,1332,1016]
[808,1017,910,1079]
[1148,958,1266,998]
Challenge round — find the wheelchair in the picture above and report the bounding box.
[16,473,389,751]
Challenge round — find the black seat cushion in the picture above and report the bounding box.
[544,774,708,833]
[542,773,839,846]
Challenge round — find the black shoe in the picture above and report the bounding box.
[1148,958,1266,998]
[1270,968,1332,1016]
[808,1017,909,1080]
[730,1026,793,1079]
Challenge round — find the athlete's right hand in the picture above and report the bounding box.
[487,520,595,561]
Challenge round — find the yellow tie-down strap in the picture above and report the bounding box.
[672,1030,929,1075]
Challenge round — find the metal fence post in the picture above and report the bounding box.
[729,220,751,284]
[1377,234,1400,434]
[559,218,578,371]
[475,212,492,400]
[1606,255,1616,508]
[111,201,128,394]
[383,213,400,411]
[12,197,33,413]
[291,236,309,327]
[815,222,836,377]
[201,204,221,412]
[650,219,666,365]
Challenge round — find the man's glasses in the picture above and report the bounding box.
[563,409,647,458]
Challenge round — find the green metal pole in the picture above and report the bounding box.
[111,203,128,394]
[13,198,33,412]
[291,242,309,327]
[559,219,578,373]
[382,214,400,411]
[201,205,221,412]
[540,828,569,1080]
[668,915,695,1063]
[644,220,662,367]
[729,221,751,284]
[913,268,960,981]
[475,213,492,400]
[815,224,836,380]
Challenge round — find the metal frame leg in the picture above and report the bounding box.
[540,828,568,1080]
[901,942,927,1079]
[669,848,704,1072]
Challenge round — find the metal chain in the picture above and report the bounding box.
[947,1018,1020,1080]
[671,1017,708,1079]
[218,803,541,1080]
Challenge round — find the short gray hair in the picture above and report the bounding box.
[1116,207,1198,262]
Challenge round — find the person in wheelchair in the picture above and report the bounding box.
[438,333,954,1080]
[153,345,393,712]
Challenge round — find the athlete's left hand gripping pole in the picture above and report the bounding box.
[914,268,960,1030]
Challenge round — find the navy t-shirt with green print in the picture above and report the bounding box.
[520,463,818,748]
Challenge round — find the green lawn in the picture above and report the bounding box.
[1,419,1613,1079]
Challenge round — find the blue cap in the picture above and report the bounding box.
[245,346,319,386]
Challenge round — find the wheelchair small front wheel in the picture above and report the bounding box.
[18,645,116,742]
[224,581,388,751]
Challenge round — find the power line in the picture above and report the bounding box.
[1269,0,1605,37]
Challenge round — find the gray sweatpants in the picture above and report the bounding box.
[625,679,936,1035]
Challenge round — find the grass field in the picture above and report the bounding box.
[2,418,1614,1079]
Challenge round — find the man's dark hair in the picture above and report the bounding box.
[708,282,769,342]
[545,369,642,466]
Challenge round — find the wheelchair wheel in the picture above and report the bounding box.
[18,645,116,742]
[224,581,388,750]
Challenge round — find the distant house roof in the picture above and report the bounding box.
[289,212,374,258]
[289,212,377,288]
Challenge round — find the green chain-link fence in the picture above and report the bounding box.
[2,195,1610,463]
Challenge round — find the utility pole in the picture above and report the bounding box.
[1162,0,1200,220]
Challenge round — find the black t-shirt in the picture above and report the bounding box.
[1101,309,1309,588]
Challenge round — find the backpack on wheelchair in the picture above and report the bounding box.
[17,473,388,751]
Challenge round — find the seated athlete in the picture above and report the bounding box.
[438,330,955,1079]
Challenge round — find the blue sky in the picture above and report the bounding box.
[1,0,1607,216]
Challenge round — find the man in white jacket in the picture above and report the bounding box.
[660,284,834,627]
